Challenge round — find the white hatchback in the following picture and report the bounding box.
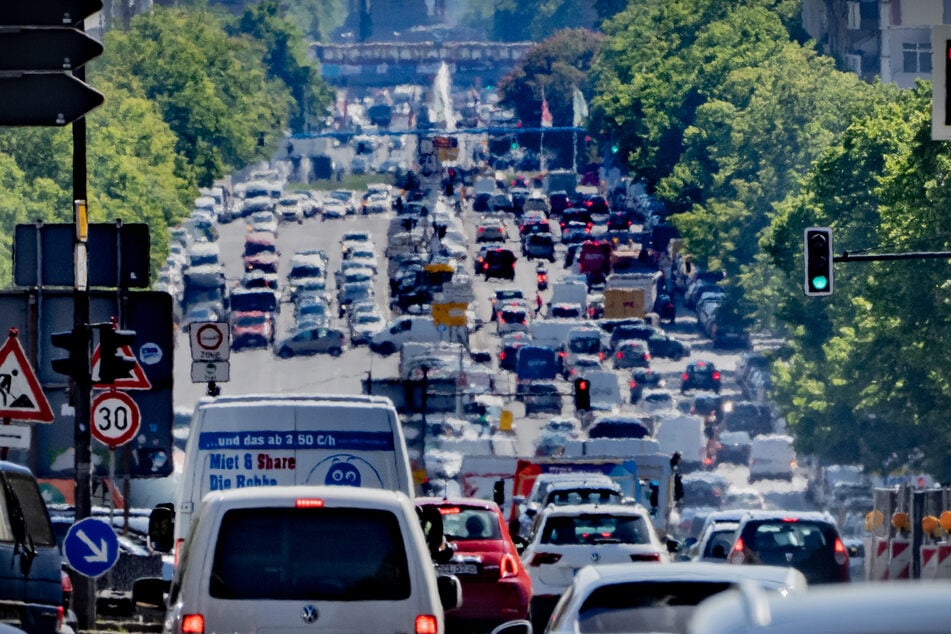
[521,503,668,629]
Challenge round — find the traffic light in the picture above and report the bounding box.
[50,326,90,380]
[96,322,137,384]
[574,377,591,411]
[803,227,833,296]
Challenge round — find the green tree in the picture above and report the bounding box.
[235,0,335,133]
[95,6,289,186]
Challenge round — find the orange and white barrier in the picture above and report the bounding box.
[888,537,912,579]
[867,536,890,581]
[921,543,951,580]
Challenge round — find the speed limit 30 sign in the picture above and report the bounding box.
[91,391,141,448]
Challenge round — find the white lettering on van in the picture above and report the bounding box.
[243,434,265,446]
[236,474,278,487]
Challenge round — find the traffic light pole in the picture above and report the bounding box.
[72,63,96,630]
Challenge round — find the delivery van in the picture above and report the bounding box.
[171,394,414,549]
[654,414,708,472]
[139,486,460,634]
[749,434,797,483]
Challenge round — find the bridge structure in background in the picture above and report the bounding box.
[312,41,534,88]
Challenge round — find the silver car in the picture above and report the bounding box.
[275,326,345,358]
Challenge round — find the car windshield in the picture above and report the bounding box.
[234,314,266,327]
[569,337,600,354]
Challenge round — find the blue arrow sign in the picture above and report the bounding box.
[63,517,119,578]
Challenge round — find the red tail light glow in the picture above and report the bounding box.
[295,498,325,508]
[529,552,562,566]
[500,553,519,578]
[182,614,205,634]
[629,380,637,388]
[682,373,689,381]
[616,352,623,359]
[729,538,746,564]
[174,539,185,567]
[56,606,63,633]
[416,615,438,634]
[834,538,849,566]
[438,507,461,515]
[712,371,721,381]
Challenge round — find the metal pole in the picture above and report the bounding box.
[72,53,96,630]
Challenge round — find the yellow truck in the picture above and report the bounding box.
[603,272,663,319]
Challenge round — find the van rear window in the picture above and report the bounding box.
[210,507,410,601]
[3,473,55,545]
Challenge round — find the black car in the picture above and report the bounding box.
[549,191,571,216]
[722,401,773,436]
[653,293,676,324]
[499,333,531,371]
[681,360,721,394]
[715,430,752,465]
[482,248,517,280]
[607,211,633,232]
[629,368,663,403]
[582,194,610,215]
[728,511,850,584]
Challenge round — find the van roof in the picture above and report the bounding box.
[197,393,397,409]
[201,484,412,510]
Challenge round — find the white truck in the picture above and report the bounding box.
[603,272,663,320]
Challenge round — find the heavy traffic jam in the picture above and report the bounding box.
[116,147,937,634]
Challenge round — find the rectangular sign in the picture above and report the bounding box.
[0,424,30,450]
[191,360,230,383]
[14,223,150,287]
[189,322,230,361]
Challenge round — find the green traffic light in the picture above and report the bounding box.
[811,275,828,291]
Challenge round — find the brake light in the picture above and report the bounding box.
[598,352,605,361]
[529,552,562,566]
[681,373,689,381]
[438,507,461,515]
[729,538,746,564]
[629,380,637,388]
[296,498,324,508]
[616,352,623,359]
[630,553,662,562]
[834,538,848,566]
[483,262,488,271]
[182,614,205,634]
[500,553,519,578]
[712,371,721,381]
[499,351,506,360]
[56,606,63,633]
[61,570,73,594]
[416,615,438,634]
[643,353,651,361]
[781,517,799,523]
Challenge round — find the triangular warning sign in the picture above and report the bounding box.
[91,344,152,390]
[0,330,54,423]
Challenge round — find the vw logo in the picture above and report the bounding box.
[591,551,600,562]
[300,605,319,624]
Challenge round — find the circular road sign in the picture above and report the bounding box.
[91,391,141,448]
[197,323,224,350]
[64,517,120,578]
[190,321,230,361]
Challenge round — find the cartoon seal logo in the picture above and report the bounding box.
[305,454,384,488]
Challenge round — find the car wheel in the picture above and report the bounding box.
[377,341,396,356]
[329,347,342,357]
[278,347,293,359]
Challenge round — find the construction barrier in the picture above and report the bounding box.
[920,543,951,580]
[867,535,890,581]
[888,537,912,579]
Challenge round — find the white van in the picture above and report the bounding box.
[173,394,414,548]
[370,315,467,355]
[146,486,459,634]
[654,414,708,471]
[748,433,796,483]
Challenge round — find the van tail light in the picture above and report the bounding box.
[834,538,849,567]
[790,459,798,469]
[682,373,689,381]
[529,552,562,566]
[500,553,520,578]
[598,352,605,361]
[616,352,623,359]
[56,606,64,633]
[416,615,438,634]
[182,614,205,634]
[174,538,185,567]
[629,380,637,389]
[630,553,661,562]
[729,538,746,564]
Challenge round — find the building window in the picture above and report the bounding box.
[847,2,861,30]
[903,42,932,74]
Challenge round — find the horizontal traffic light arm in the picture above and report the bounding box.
[834,250,951,262]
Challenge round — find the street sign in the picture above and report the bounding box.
[0,424,30,450]
[191,361,230,383]
[90,344,152,390]
[63,517,119,578]
[432,302,469,327]
[0,1,103,27]
[0,27,103,71]
[0,73,104,126]
[0,329,54,423]
[189,322,230,361]
[90,391,140,448]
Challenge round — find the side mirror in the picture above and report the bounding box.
[148,504,175,553]
[666,537,681,553]
[436,574,462,612]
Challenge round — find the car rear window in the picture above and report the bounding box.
[210,507,410,601]
[439,507,501,540]
[541,514,650,545]
[576,581,733,634]
[746,520,832,552]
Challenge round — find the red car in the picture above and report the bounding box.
[416,497,532,632]
[230,310,274,351]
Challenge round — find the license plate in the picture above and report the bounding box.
[437,562,478,575]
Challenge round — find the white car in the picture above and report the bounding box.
[322,199,347,219]
[522,503,669,629]
[546,562,807,634]
[247,209,278,235]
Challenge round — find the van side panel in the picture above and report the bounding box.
[177,397,414,542]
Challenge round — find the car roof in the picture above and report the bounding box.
[572,561,807,591]
[540,502,648,517]
[735,509,836,524]
[688,581,951,634]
